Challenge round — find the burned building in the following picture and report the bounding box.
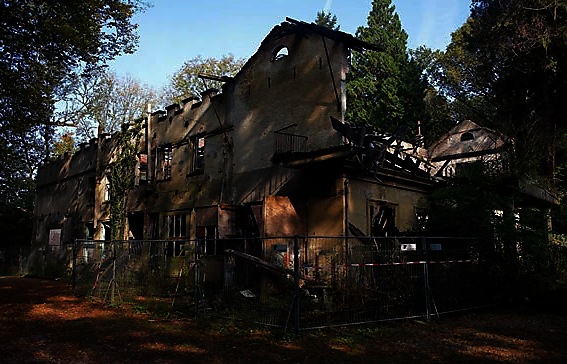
[429,119,559,207]
[31,19,438,270]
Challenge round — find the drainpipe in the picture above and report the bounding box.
[146,104,152,182]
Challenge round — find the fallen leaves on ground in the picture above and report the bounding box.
[1,277,566,363]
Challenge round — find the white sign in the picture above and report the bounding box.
[49,229,62,251]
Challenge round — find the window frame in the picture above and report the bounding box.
[367,200,398,237]
[157,145,173,181]
[103,179,111,202]
[188,135,205,175]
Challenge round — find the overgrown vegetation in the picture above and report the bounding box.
[0,0,148,255]
[108,122,143,240]
[425,162,563,298]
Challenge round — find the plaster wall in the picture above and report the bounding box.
[347,175,430,235]
[230,27,346,174]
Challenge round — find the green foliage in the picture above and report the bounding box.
[433,0,567,188]
[346,0,427,139]
[133,304,148,314]
[429,19,498,126]
[426,163,514,237]
[408,46,454,146]
[426,162,563,297]
[0,130,40,211]
[165,54,246,104]
[314,10,340,30]
[108,122,143,240]
[0,0,148,250]
[0,0,149,131]
[51,132,76,158]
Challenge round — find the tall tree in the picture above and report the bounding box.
[430,0,567,236]
[409,46,454,145]
[346,0,425,137]
[165,54,246,104]
[72,70,159,141]
[314,10,340,30]
[430,19,499,127]
[1,0,149,131]
[434,0,567,187]
[0,0,148,249]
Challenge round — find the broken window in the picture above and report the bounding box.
[149,213,159,239]
[82,224,95,263]
[103,179,111,202]
[165,214,189,257]
[157,145,172,180]
[137,153,148,184]
[188,136,205,174]
[168,214,188,238]
[272,45,288,61]
[369,202,398,237]
[415,208,429,231]
[197,226,219,255]
[84,223,95,240]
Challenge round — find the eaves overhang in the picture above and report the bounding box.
[271,144,353,168]
[518,180,560,207]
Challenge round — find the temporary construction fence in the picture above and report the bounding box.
[202,236,501,331]
[72,236,501,331]
[72,239,197,315]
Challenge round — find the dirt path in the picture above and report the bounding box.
[1,277,566,363]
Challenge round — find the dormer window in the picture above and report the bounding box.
[272,46,288,61]
[461,132,474,142]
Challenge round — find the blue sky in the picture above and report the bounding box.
[110,0,471,90]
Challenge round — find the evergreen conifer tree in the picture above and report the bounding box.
[314,10,340,30]
[346,0,414,135]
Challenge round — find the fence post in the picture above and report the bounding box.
[72,239,77,294]
[194,244,199,319]
[344,179,349,263]
[111,241,116,304]
[423,236,431,321]
[294,235,300,335]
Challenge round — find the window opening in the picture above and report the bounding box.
[369,202,398,237]
[168,214,188,238]
[197,226,219,255]
[103,179,111,202]
[272,46,288,61]
[82,224,95,263]
[166,241,182,257]
[189,136,205,174]
[137,153,148,183]
[461,132,474,142]
[149,213,159,256]
[165,214,188,257]
[415,209,429,231]
[157,146,172,180]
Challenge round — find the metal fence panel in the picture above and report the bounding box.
[196,237,297,329]
[73,239,197,315]
[73,236,502,329]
